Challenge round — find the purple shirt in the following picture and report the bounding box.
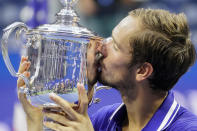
[90,91,197,131]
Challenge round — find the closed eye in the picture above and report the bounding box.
[113,42,119,50]
[111,36,119,51]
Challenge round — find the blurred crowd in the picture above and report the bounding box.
[1,0,197,41]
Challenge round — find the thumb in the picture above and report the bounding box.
[18,86,35,113]
[77,83,89,114]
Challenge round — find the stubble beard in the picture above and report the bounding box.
[97,72,135,92]
[97,70,138,102]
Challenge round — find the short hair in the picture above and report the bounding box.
[129,8,196,91]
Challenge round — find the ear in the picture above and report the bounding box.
[136,62,153,82]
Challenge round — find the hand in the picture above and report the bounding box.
[17,56,43,131]
[87,39,102,87]
[87,39,103,103]
[43,83,94,131]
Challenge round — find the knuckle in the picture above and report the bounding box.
[23,71,28,76]
[72,124,78,130]
[82,98,89,105]
[17,78,24,87]
[57,125,64,131]
[82,101,88,106]
[22,61,28,68]
[17,78,21,83]
[64,106,72,112]
[53,123,58,130]
[56,115,64,122]
[23,71,30,77]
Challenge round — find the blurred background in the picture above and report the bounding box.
[0,0,197,130]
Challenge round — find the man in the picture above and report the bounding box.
[18,8,197,131]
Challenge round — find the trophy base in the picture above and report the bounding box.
[27,92,78,106]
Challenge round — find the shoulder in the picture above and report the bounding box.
[166,106,197,131]
[90,103,122,130]
[90,103,121,123]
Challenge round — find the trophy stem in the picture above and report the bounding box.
[56,0,80,25]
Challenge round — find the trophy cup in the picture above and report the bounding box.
[1,0,107,108]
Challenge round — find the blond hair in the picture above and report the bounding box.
[128,8,196,91]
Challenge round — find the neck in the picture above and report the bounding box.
[120,85,167,131]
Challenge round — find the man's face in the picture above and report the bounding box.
[97,15,141,89]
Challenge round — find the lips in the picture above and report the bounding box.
[95,52,103,62]
[100,45,107,58]
[96,59,106,74]
[95,53,102,73]
[95,40,107,73]
[96,40,107,58]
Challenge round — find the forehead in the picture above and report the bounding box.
[113,15,140,40]
[112,15,140,52]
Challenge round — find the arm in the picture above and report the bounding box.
[17,56,43,131]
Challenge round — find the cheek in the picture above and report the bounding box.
[105,51,130,70]
[104,56,131,79]
[102,43,132,78]
[102,65,131,86]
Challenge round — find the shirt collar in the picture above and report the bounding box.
[109,91,180,131]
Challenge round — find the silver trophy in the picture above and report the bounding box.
[1,0,109,108]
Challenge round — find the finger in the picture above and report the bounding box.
[87,85,95,104]
[44,112,73,126]
[87,39,103,87]
[43,106,62,112]
[43,106,66,117]
[18,86,35,112]
[49,93,78,120]
[18,56,28,71]
[20,56,28,64]
[18,61,31,74]
[43,103,78,112]
[44,121,72,131]
[18,86,43,119]
[77,83,88,114]
[17,71,30,88]
[88,39,100,54]
[77,84,82,107]
[43,102,79,112]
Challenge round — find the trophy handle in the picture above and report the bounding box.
[89,85,112,106]
[1,22,30,87]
